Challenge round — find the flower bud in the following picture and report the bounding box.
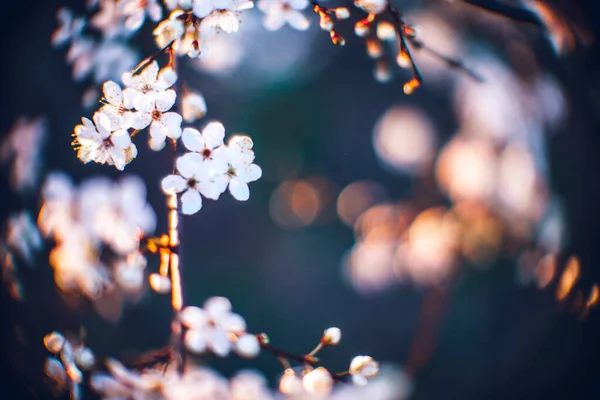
[149,273,171,294]
[302,367,333,396]
[44,331,65,354]
[335,7,350,20]
[279,369,302,395]
[354,19,371,37]
[319,15,334,32]
[322,327,341,345]
[349,355,379,386]
[235,334,260,358]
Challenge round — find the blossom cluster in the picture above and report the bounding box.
[44,331,95,400]
[38,173,156,298]
[161,123,262,214]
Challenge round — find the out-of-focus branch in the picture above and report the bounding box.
[461,0,544,28]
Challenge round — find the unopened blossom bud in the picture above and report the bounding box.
[44,331,65,353]
[153,18,185,49]
[349,355,379,386]
[235,334,260,358]
[396,50,411,68]
[367,38,383,58]
[319,14,334,31]
[182,92,207,122]
[376,21,396,41]
[330,31,345,46]
[74,346,95,370]
[302,367,333,396]
[335,7,350,20]
[279,369,303,395]
[374,60,392,83]
[149,273,171,294]
[354,0,387,14]
[322,327,342,345]
[354,19,371,37]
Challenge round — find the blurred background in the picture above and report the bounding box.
[1,0,600,398]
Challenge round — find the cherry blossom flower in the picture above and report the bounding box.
[121,61,178,112]
[257,0,310,31]
[161,152,210,214]
[114,252,147,293]
[302,367,333,396]
[90,0,129,39]
[92,41,138,83]
[153,12,186,49]
[130,91,182,151]
[51,8,85,46]
[5,212,42,264]
[78,176,156,255]
[349,355,379,386]
[0,116,46,193]
[354,0,387,15]
[180,297,248,356]
[120,0,162,31]
[92,361,230,400]
[230,371,274,400]
[66,37,96,81]
[100,81,136,130]
[181,91,207,122]
[214,134,262,201]
[193,0,255,36]
[73,111,137,170]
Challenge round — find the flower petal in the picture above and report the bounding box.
[155,89,176,112]
[182,127,206,152]
[181,189,202,215]
[161,174,188,194]
[103,81,123,105]
[203,121,226,149]
[176,152,203,179]
[184,329,207,354]
[110,129,131,150]
[229,179,250,201]
[160,112,182,139]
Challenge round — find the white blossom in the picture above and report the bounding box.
[180,297,247,357]
[100,81,136,130]
[230,371,273,400]
[322,327,342,346]
[78,176,157,255]
[353,0,387,15]
[122,61,178,112]
[52,8,85,46]
[73,112,136,170]
[193,0,255,36]
[114,252,147,293]
[181,91,207,122]
[120,0,163,31]
[0,116,47,193]
[257,0,310,31]
[302,367,333,397]
[215,134,263,201]
[349,355,379,386]
[153,12,186,48]
[235,334,261,358]
[90,0,129,39]
[5,212,42,264]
